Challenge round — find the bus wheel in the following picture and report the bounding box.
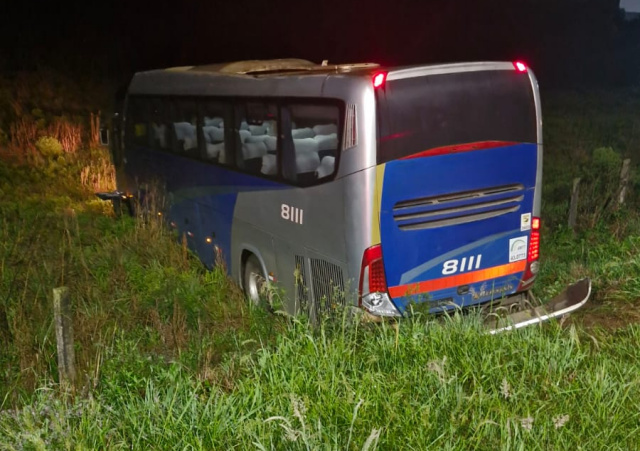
[243,255,268,307]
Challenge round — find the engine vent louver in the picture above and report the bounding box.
[393,184,524,230]
[310,258,345,319]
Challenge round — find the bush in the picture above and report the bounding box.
[35,136,64,158]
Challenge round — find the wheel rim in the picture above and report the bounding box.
[246,270,262,304]
[244,257,265,305]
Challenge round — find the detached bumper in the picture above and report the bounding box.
[484,278,592,334]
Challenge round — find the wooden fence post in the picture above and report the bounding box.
[53,287,76,387]
[568,177,581,231]
[618,158,631,206]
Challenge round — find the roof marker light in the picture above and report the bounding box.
[373,72,387,88]
[514,61,527,73]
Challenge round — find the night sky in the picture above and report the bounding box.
[1,0,638,89]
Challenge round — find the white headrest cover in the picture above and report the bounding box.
[296,150,320,173]
[314,133,338,151]
[261,154,278,175]
[313,124,338,136]
[292,128,315,139]
[293,138,319,153]
[316,156,335,178]
[242,141,268,159]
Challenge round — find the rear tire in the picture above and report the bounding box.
[243,255,266,306]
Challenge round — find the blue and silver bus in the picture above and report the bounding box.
[105,58,590,330]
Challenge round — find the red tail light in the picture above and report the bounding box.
[529,217,540,261]
[519,216,540,290]
[358,245,400,317]
[359,244,388,297]
[372,72,387,89]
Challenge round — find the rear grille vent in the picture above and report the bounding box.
[310,258,346,318]
[393,184,524,230]
[294,255,309,313]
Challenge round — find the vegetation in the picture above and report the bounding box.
[1,317,639,449]
[1,82,640,449]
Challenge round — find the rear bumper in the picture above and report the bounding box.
[484,278,591,333]
[357,278,592,331]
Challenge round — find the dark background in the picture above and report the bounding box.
[1,0,639,91]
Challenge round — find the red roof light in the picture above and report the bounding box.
[373,72,387,88]
[514,61,527,73]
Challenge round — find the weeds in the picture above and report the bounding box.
[0,157,277,408]
[1,316,639,449]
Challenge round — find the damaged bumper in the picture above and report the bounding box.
[484,278,592,334]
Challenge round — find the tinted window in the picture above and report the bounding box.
[235,101,279,176]
[283,103,341,185]
[124,98,149,147]
[124,96,342,187]
[171,99,199,157]
[376,70,537,163]
[202,101,231,165]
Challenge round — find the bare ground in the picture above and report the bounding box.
[567,297,640,330]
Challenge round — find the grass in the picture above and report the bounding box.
[0,157,279,406]
[1,87,640,449]
[1,317,639,449]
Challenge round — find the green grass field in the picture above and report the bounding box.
[1,89,640,449]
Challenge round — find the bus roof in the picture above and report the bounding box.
[127,59,525,97]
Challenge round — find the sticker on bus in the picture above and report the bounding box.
[509,236,528,262]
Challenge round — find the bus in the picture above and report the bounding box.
[102,58,591,331]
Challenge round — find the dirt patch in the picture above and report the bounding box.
[566,297,640,330]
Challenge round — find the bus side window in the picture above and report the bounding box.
[201,101,230,165]
[171,99,199,157]
[149,99,172,152]
[235,101,278,177]
[124,97,149,147]
[283,103,340,186]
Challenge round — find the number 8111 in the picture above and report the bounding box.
[442,254,482,275]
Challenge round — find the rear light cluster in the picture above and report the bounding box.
[359,245,401,317]
[360,245,386,293]
[519,216,540,289]
[529,217,540,261]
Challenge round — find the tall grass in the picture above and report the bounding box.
[1,316,639,449]
[0,163,278,406]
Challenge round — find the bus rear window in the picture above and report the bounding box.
[376,70,537,163]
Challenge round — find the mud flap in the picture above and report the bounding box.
[484,278,592,334]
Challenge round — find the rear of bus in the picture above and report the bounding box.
[359,62,542,316]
